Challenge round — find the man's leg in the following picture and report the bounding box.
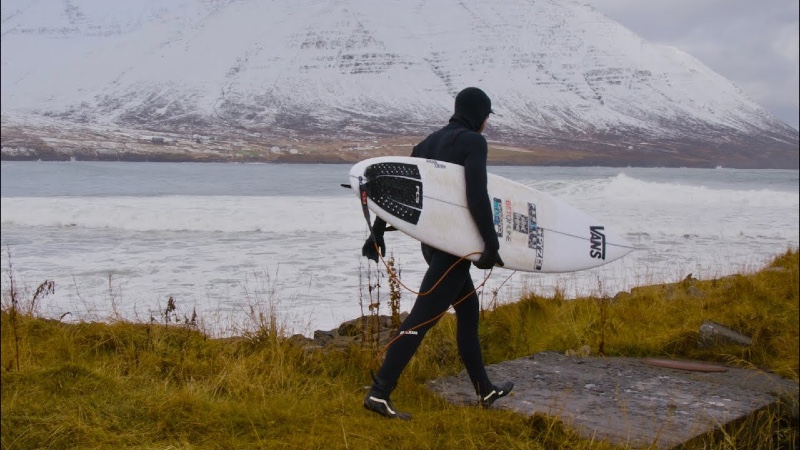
[452,281,492,396]
[365,251,470,418]
[373,251,470,389]
[453,277,515,408]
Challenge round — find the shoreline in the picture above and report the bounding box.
[3,152,797,169]
[3,117,797,168]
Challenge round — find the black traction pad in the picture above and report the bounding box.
[364,162,423,225]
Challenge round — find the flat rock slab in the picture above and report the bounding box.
[427,352,799,449]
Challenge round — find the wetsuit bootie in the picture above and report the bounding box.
[363,375,412,420]
[363,391,412,420]
[480,381,514,409]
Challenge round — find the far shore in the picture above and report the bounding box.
[3,118,798,168]
[1,150,791,169]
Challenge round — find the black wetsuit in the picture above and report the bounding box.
[371,115,500,398]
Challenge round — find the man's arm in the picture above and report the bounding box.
[462,133,499,253]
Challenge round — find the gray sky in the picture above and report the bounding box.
[589,0,799,130]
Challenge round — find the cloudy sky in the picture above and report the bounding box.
[589,0,799,130]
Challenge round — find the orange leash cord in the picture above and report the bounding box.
[367,258,495,370]
[357,179,511,370]
[368,241,522,370]
[373,245,483,297]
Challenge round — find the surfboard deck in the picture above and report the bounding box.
[349,156,633,273]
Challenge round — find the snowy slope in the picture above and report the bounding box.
[1,0,797,159]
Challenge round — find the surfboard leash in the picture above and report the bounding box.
[358,176,484,297]
[357,176,510,369]
[367,266,495,370]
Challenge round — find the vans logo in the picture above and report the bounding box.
[590,226,606,260]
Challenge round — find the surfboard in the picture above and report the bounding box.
[348,156,633,273]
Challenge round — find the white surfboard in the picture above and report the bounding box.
[349,156,633,273]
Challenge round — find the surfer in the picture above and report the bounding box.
[361,87,513,420]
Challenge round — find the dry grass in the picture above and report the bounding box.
[1,249,797,449]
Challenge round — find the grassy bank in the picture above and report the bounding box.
[2,250,798,449]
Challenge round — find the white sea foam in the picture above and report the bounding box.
[2,175,796,236]
[1,196,366,233]
[598,173,798,207]
[531,173,797,206]
[1,164,797,336]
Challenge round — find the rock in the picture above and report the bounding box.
[698,320,752,348]
[324,335,358,350]
[313,329,337,345]
[613,291,631,301]
[288,333,314,345]
[565,345,592,358]
[338,315,393,337]
[685,285,706,298]
[428,351,799,448]
[308,312,409,350]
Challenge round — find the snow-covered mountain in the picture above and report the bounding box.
[1,0,797,167]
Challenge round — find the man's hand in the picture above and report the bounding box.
[474,246,504,270]
[362,233,386,262]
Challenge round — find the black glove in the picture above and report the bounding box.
[362,233,386,262]
[473,246,504,270]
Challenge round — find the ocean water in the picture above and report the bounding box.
[1,162,797,336]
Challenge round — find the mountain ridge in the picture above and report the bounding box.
[1,0,797,168]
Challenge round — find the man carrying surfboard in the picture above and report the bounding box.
[361,87,513,420]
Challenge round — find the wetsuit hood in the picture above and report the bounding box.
[450,87,493,132]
